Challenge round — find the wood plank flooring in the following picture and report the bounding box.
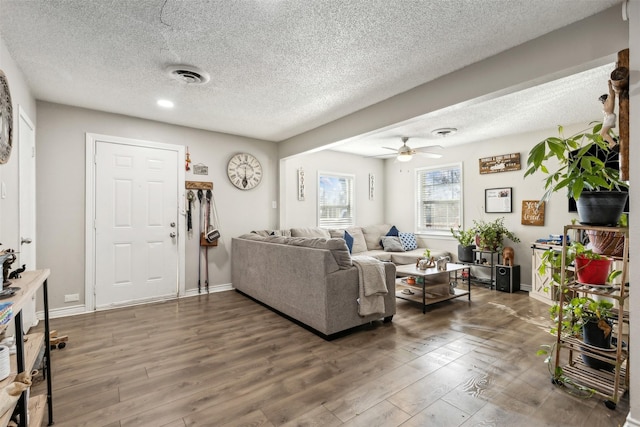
[31,286,629,426]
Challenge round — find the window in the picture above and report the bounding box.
[318,172,355,228]
[416,163,463,234]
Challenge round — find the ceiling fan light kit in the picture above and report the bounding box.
[381,136,443,161]
[397,153,413,162]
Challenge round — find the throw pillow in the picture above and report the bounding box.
[379,225,400,246]
[380,236,405,252]
[399,232,418,251]
[344,230,354,253]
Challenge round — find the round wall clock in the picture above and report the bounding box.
[227,153,262,190]
[0,70,13,165]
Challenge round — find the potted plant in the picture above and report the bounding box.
[472,217,520,252]
[538,241,615,288]
[524,122,629,226]
[450,226,476,262]
[549,296,616,371]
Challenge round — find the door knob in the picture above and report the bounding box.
[170,232,176,238]
[170,222,176,227]
[21,237,32,245]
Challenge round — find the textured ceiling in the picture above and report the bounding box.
[0,0,621,152]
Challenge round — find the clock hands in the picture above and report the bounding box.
[242,166,248,188]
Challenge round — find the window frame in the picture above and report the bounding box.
[317,171,356,228]
[415,162,464,236]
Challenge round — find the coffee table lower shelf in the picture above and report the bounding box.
[394,263,471,313]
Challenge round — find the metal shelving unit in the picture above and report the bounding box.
[457,249,501,289]
[552,225,629,409]
[0,269,53,426]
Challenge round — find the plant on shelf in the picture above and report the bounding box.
[537,241,619,291]
[472,217,520,251]
[524,122,629,226]
[549,295,613,340]
[450,227,476,246]
[450,226,476,262]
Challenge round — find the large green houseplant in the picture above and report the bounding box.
[473,217,520,251]
[524,122,629,226]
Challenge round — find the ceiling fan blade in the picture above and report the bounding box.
[417,152,443,159]
[381,146,399,152]
[365,153,395,158]
[414,145,443,152]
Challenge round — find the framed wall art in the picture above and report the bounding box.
[485,187,512,213]
[297,167,305,201]
[369,173,375,200]
[522,200,545,226]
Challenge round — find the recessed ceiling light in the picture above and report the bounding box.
[157,99,174,108]
[431,128,457,137]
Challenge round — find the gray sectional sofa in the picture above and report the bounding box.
[231,224,450,338]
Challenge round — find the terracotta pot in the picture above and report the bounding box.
[574,255,612,285]
[585,230,624,257]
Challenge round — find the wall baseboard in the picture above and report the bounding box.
[37,283,235,319]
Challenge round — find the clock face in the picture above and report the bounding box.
[227,153,262,190]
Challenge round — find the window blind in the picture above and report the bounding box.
[318,173,354,228]
[416,164,462,233]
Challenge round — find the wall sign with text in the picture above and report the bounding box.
[522,200,545,226]
[479,153,521,174]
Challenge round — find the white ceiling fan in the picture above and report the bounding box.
[382,136,443,162]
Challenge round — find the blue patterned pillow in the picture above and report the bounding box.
[399,232,418,251]
[344,230,354,253]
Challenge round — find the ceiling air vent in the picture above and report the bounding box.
[431,128,457,138]
[166,65,210,85]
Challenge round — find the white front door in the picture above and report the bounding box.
[93,139,180,308]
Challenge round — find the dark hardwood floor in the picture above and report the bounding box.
[32,285,629,426]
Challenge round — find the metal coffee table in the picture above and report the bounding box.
[395,263,471,313]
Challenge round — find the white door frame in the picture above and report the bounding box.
[18,105,37,330]
[85,133,186,311]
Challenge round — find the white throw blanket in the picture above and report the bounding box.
[352,255,388,316]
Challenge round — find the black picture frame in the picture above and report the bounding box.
[485,187,512,213]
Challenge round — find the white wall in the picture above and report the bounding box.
[280,150,386,228]
[0,35,37,256]
[36,102,278,310]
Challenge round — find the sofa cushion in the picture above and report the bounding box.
[287,237,353,269]
[290,227,331,238]
[345,227,368,253]
[361,224,393,250]
[239,233,289,244]
[251,229,293,237]
[361,250,392,262]
[380,236,405,252]
[399,232,418,251]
